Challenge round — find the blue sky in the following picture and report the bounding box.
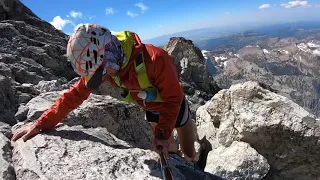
[21,0,320,40]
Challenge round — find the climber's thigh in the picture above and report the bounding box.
[176,117,196,159]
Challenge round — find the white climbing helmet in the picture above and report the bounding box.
[67,23,112,77]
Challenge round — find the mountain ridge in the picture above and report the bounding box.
[145,21,320,49]
[202,36,320,118]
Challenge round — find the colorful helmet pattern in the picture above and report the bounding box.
[67,23,112,77]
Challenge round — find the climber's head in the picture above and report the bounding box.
[67,23,124,89]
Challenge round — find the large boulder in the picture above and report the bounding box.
[196,81,320,180]
[11,125,223,180]
[11,90,225,179]
[24,91,153,149]
[205,141,270,179]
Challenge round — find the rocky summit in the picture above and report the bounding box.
[1,0,320,180]
[164,37,221,119]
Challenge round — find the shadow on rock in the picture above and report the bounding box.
[197,135,213,171]
[175,165,226,180]
[144,153,226,180]
[240,124,320,180]
[45,129,136,150]
[144,159,163,179]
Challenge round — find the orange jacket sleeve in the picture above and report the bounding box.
[34,77,92,130]
[152,47,184,139]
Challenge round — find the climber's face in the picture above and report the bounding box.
[105,66,117,76]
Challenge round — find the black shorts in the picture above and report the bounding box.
[145,98,190,128]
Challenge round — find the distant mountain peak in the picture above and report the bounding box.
[165,37,204,61]
[168,37,194,44]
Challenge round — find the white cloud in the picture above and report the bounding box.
[281,1,311,8]
[225,12,231,15]
[127,11,138,17]
[106,8,116,15]
[135,2,148,12]
[70,10,82,18]
[79,15,96,20]
[259,4,271,9]
[50,16,71,30]
[87,15,95,20]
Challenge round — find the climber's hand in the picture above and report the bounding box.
[11,124,40,142]
[154,137,169,159]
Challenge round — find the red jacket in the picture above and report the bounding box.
[34,31,184,139]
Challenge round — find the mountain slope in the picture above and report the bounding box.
[204,36,320,117]
[0,0,78,126]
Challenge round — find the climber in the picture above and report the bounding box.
[11,23,197,161]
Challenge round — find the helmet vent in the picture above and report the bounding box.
[85,61,93,70]
[90,37,97,45]
[93,50,98,63]
[87,48,90,57]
